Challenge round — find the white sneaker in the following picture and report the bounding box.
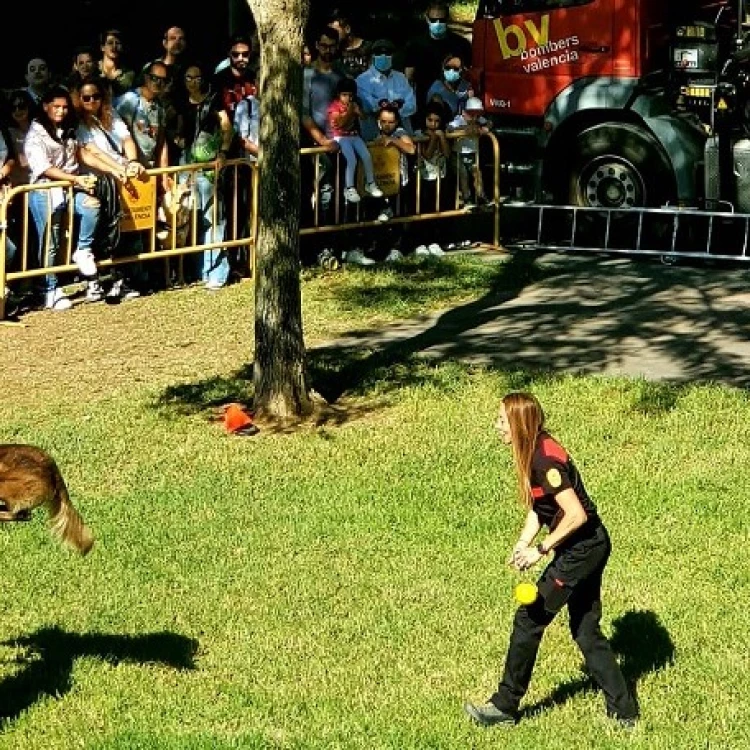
[343,249,376,266]
[72,248,98,277]
[85,279,104,302]
[428,243,445,256]
[377,206,394,223]
[384,248,404,263]
[344,187,361,203]
[365,182,384,198]
[414,245,430,256]
[45,288,72,311]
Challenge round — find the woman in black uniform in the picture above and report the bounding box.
[464,392,639,728]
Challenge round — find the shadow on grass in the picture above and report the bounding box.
[153,245,750,428]
[521,608,674,719]
[0,627,198,726]
[152,250,549,424]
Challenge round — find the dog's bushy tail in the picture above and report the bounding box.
[47,461,94,555]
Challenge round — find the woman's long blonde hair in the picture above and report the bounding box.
[503,392,546,508]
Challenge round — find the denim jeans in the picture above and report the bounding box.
[183,170,229,287]
[29,187,100,292]
[4,233,16,269]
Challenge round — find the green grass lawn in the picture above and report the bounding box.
[1,253,749,748]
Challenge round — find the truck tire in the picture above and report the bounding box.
[556,123,676,209]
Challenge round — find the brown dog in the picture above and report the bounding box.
[0,445,94,555]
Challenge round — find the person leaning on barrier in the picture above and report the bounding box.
[364,104,416,263]
[412,100,453,256]
[116,61,170,193]
[447,96,491,210]
[177,59,235,290]
[24,86,105,310]
[73,77,146,302]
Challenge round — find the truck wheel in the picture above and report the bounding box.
[558,123,676,209]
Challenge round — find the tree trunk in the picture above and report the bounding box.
[248,0,313,423]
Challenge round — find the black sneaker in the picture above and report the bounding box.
[611,714,638,730]
[463,701,516,727]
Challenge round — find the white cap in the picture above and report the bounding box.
[465,96,484,111]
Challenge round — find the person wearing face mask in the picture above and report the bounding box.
[404,2,472,125]
[426,54,472,119]
[356,39,416,142]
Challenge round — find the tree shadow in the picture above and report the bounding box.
[0,626,198,726]
[521,608,674,719]
[153,245,750,429]
[307,249,550,404]
[152,250,550,425]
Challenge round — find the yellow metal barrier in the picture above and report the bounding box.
[0,158,257,320]
[299,130,501,247]
[1,133,500,319]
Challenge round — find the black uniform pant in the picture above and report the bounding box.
[491,525,638,720]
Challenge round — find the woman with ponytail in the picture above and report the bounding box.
[464,392,639,730]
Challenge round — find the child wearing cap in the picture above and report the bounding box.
[326,77,384,203]
[448,96,491,209]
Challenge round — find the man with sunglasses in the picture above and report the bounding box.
[403,1,472,124]
[115,61,170,182]
[143,26,190,164]
[212,33,260,278]
[213,33,258,132]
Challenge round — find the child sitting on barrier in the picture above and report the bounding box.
[448,96,491,210]
[326,77,384,204]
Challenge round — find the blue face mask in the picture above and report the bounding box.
[373,54,392,73]
[428,20,447,38]
[443,68,461,83]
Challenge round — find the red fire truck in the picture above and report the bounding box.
[471,0,750,257]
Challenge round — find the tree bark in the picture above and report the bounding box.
[248,0,313,423]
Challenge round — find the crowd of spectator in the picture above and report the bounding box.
[1,1,491,316]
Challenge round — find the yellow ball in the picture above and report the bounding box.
[514,582,538,605]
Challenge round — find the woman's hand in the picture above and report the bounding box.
[76,174,97,193]
[507,541,528,567]
[512,545,544,571]
[126,161,145,179]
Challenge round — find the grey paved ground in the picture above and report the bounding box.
[315,249,750,390]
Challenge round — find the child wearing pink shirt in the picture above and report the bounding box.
[326,78,383,203]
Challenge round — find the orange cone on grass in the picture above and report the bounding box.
[222,403,258,435]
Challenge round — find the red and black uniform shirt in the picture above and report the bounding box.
[530,433,599,531]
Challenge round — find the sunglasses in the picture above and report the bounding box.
[81,93,102,103]
[428,16,448,22]
[184,74,203,81]
[11,103,28,111]
[148,74,168,83]
[231,51,250,58]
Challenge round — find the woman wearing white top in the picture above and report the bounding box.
[73,77,147,301]
[25,86,105,310]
